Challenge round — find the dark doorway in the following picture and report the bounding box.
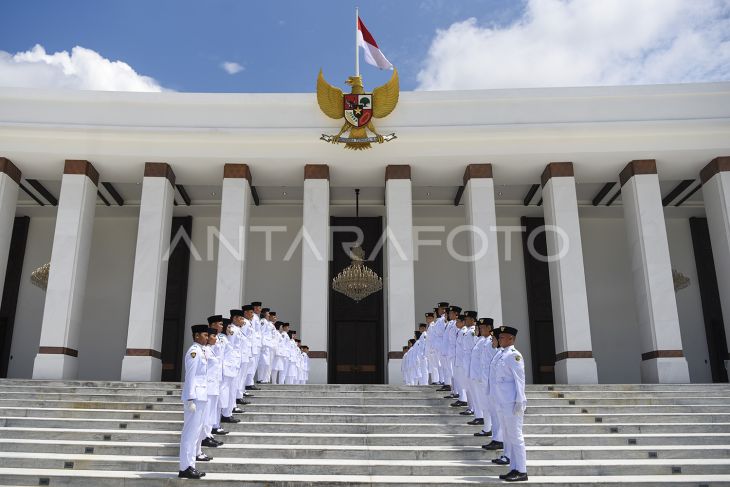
[328,216,385,384]
[160,216,193,382]
[0,216,30,378]
[521,216,556,384]
[689,217,728,383]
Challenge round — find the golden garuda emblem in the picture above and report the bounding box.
[317,69,399,150]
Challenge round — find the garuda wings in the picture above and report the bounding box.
[317,69,399,150]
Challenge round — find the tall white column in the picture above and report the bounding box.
[700,156,730,374]
[300,164,330,384]
[120,163,176,381]
[0,158,21,304]
[385,165,416,384]
[541,162,599,384]
[463,164,503,323]
[620,159,690,383]
[33,160,98,379]
[213,164,252,315]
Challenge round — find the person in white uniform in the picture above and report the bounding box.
[178,324,209,479]
[492,326,528,482]
[414,325,430,385]
[219,317,241,425]
[424,312,440,385]
[247,301,263,390]
[270,318,286,385]
[196,326,223,460]
[454,311,477,413]
[472,318,498,438]
[466,317,489,428]
[433,302,450,391]
[484,326,506,453]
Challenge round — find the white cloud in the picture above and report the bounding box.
[416,0,730,90]
[221,61,244,75]
[0,44,165,92]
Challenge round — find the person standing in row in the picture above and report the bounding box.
[178,325,209,479]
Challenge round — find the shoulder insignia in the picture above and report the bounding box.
[191,351,196,358]
[515,355,522,362]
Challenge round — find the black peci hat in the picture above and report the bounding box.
[242,305,254,312]
[464,310,478,319]
[498,325,518,336]
[207,315,223,324]
[251,301,262,307]
[191,324,208,334]
[425,312,435,318]
[478,317,494,327]
[437,302,450,308]
[449,305,462,314]
[230,309,244,318]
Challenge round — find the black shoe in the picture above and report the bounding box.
[192,468,206,477]
[243,392,253,397]
[467,418,484,425]
[178,466,202,479]
[196,453,213,461]
[255,380,262,384]
[494,457,511,466]
[437,385,451,392]
[220,416,240,424]
[250,385,260,390]
[459,409,474,416]
[483,440,503,450]
[504,471,528,482]
[232,407,244,414]
[499,468,517,479]
[212,437,224,446]
[212,428,228,435]
[236,398,246,405]
[474,430,492,437]
[201,437,219,448]
[450,401,467,407]
[430,382,440,385]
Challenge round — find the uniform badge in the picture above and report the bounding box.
[515,355,522,362]
[501,326,505,332]
[191,351,196,358]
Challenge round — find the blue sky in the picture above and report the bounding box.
[1,0,729,93]
[1,0,522,92]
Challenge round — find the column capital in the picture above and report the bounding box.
[144,162,175,186]
[619,159,657,187]
[463,163,493,185]
[0,157,21,184]
[304,164,330,180]
[64,160,99,186]
[541,162,574,187]
[223,163,252,184]
[385,165,410,181]
[700,156,730,185]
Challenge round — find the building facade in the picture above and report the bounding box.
[0,82,729,385]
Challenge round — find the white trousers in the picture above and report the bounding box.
[179,399,206,471]
[440,354,452,386]
[246,352,260,386]
[257,347,273,382]
[453,365,468,402]
[427,351,440,383]
[236,361,250,398]
[497,403,526,473]
[468,377,484,419]
[220,375,236,417]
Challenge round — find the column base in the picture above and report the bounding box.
[308,358,328,384]
[120,355,162,381]
[33,353,78,379]
[387,360,403,385]
[641,357,690,383]
[554,357,599,384]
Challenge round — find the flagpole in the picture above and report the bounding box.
[355,6,360,77]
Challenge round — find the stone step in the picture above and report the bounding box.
[0,468,729,487]
[2,452,729,476]
[5,399,729,415]
[4,391,730,406]
[4,427,728,447]
[2,416,727,434]
[1,438,728,461]
[2,406,729,425]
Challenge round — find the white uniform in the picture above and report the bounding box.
[467,334,487,421]
[247,314,262,386]
[432,314,449,383]
[454,325,475,404]
[301,352,309,384]
[201,341,222,441]
[493,345,527,474]
[275,331,289,385]
[179,342,207,472]
[257,317,277,382]
[445,322,459,393]
[270,327,285,384]
[414,333,429,385]
[425,322,440,383]
[236,320,254,399]
[220,329,238,418]
[486,344,505,442]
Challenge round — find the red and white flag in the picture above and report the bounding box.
[357,16,393,70]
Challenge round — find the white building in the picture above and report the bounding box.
[0,82,729,385]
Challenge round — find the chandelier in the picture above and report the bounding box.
[331,189,383,302]
[31,262,50,291]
